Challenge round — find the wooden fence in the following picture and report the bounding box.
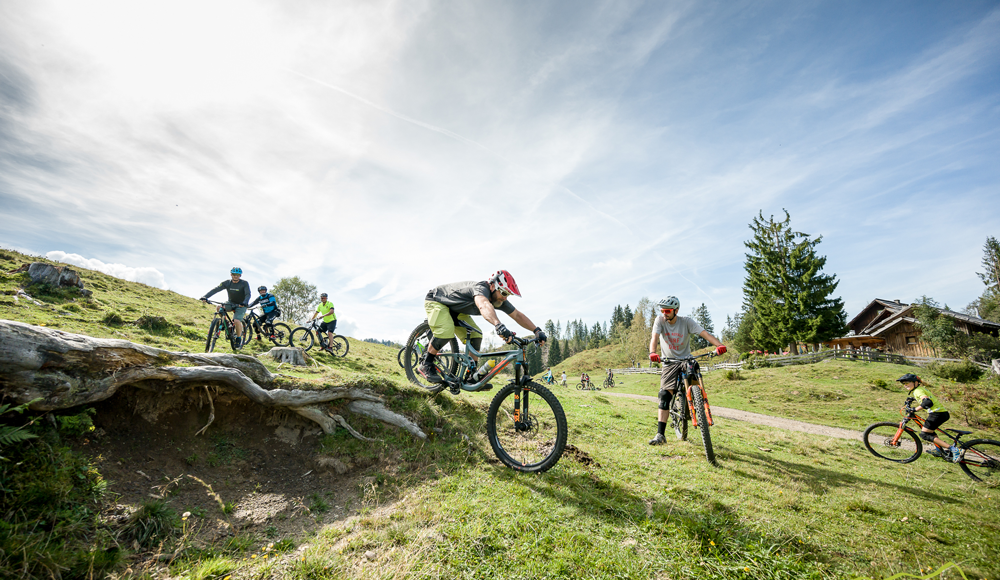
[610,349,995,375]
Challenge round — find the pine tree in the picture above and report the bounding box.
[691,303,714,350]
[743,210,847,353]
[548,337,563,367]
[527,342,544,374]
[589,321,605,349]
[623,305,633,328]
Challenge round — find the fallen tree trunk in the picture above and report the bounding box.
[0,319,425,440]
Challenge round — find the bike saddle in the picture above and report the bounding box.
[945,428,973,435]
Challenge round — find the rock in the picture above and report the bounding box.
[27,262,86,289]
[364,550,377,561]
[313,456,349,475]
[268,347,307,366]
[993,359,1000,376]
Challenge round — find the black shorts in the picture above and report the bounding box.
[924,411,950,431]
[260,310,279,324]
[319,320,337,334]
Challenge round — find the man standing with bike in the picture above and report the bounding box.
[200,267,251,347]
[308,293,337,347]
[417,270,546,385]
[647,296,726,445]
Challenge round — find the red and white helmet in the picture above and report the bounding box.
[489,270,521,297]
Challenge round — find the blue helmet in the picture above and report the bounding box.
[231,267,243,275]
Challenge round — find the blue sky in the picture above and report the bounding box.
[2,0,998,343]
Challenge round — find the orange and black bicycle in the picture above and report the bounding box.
[863,397,1000,483]
[665,352,718,466]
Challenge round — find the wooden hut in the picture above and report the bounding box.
[826,298,1000,357]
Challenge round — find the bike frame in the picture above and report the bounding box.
[667,354,715,428]
[207,300,238,338]
[436,319,538,392]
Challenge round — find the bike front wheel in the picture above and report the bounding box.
[576,383,584,390]
[691,386,716,465]
[669,389,688,441]
[486,381,568,473]
[862,422,921,463]
[958,439,1000,483]
[205,318,220,353]
[290,328,315,351]
[397,347,406,369]
[404,322,459,393]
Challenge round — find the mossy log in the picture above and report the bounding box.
[0,319,425,440]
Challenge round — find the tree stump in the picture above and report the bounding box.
[268,347,307,366]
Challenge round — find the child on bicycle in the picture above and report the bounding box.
[581,373,590,388]
[896,373,961,462]
[544,367,553,383]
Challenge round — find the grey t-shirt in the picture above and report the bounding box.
[652,314,705,359]
[425,280,516,317]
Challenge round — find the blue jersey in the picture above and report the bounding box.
[249,293,278,313]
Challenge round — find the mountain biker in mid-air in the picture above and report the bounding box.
[308,293,337,346]
[200,267,251,346]
[248,286,281,329]
[647,296,726,446]
[417,270,547,387]
[897,373,961,462]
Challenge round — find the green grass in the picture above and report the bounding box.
[3,246,999,579]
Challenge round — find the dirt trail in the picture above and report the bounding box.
[602,391,864,441]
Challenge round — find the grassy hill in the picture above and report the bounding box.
[2,247,999,580]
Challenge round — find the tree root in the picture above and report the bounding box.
[0,320,426,439]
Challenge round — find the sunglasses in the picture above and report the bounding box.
[660,308,676,314]
[498,288,511,297]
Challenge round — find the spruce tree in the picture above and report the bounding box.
[623,305,633,328]
[548,337,563,367]
[743,210,847,353]
[691,303,714,350]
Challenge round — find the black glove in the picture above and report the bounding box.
[495,323,513,341]
[534,327,547,343]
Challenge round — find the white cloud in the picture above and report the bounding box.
[45,251,169,290]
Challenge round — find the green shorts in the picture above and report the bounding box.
[425,301,482,343]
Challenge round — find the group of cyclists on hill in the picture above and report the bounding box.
[199,267,336,349]
[198,267,957,454]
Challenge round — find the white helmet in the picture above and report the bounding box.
[489,270,521,297]
[656,296,680,310]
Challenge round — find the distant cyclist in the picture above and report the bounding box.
[544,367,554,384]
[581,373,591,389]
[418,270,546,387]
[200,267,251,346]
[897,373,961,462]
[308,293,337,346]
[647,296,726,445]
[248,286,281,329]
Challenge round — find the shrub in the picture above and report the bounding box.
[119,500,180,548]
[723,369,744,381]
[927,360,984,383]
[940,376,1000,429]
[136,315,177,334]
[102,311,125,326]
[867,378,890,390]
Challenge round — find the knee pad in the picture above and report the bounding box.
[919,431,936,442]
[658,389,673,411]
[469,337,482,351]
[430,337,451,351]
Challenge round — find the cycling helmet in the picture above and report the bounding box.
[258,286,267,292]
[489,270,521,297]
[320,292,328,298]
[231,267,243,275]
[656,296,680,311]
[896,373,921,384]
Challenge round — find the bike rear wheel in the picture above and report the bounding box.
[958,439,1000,483]
[290,328,315,351]
[576,383,583,390]
[397,347,406,369]
[205,318,220,353]
[323,335,349,357]
[862,422,921,463]
[691,386,716,465]
[486,381,567,473]
[404,322,459,393]
[266,322,291,346]
[670,389,688,441]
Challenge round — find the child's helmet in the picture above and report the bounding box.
[896,373,921,383]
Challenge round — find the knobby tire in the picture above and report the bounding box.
[691,386,716,465]
[205,318,220,353]
[325,335,350,357]
[862,422,922,463]
[404,322,459,394]
[291,328,315,351]
[670,389,688,441]
[268,322,292,347]
[486,381,568,473]
[958,439,1000,483]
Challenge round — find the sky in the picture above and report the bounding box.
[2,0,999,343]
